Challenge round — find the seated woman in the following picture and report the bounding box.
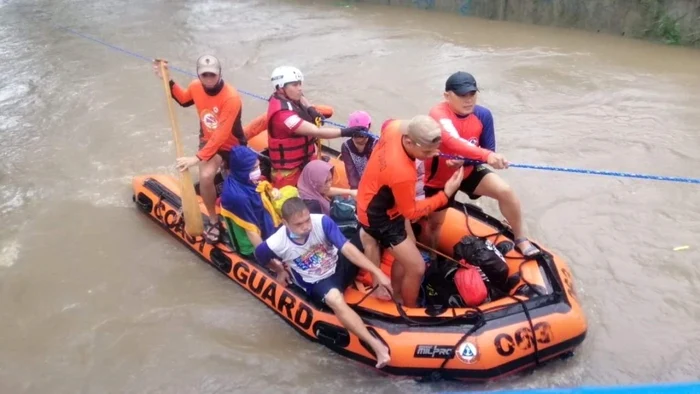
[297,159,356,215]
[220,146,281,258]
[340,111,378,189]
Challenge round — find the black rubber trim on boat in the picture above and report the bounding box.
[144,178,181,209]
[134,192,154,213]
[314,321,350,348]
[210,248,233,273]
[496,240,514,255]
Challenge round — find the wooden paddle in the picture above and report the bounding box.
[315,117,324,160]
[155,59,204,237]
[417,241,492,282]
[416,241,460,265]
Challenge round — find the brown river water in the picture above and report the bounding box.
[1,0,700,392]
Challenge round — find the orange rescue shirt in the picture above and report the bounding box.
[357,119,449,227]
[170,79,246,161]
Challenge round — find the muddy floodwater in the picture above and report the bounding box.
[1,0,700,392]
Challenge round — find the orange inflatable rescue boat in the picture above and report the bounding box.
[131,107,587,382]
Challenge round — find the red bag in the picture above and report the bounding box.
[454,265,488,307]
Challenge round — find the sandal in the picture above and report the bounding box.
[204,221,223,244]
[514,237,540,257]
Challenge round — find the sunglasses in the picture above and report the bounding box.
[200,72,218,78]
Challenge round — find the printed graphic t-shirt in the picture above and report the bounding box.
[254,214,348,286]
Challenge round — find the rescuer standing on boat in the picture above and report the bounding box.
[153,55,247,244]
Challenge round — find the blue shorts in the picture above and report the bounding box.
[295,256,359,304]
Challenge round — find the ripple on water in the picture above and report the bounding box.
[0,81,32,137]
[0,182,41,217]
[0,81,31,104]
[0,238,20,268]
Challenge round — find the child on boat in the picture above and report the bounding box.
[340,111,378,189]
[255,197,392,368]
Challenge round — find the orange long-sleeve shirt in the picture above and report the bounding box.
[169,79,246,161]
[357,119,448,227]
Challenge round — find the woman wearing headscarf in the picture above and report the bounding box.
[297,160,391,301]
[297,160,356,215]
[220,146,281,257]
[340,111,378,189]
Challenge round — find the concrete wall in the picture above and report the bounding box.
[354,0,700,46]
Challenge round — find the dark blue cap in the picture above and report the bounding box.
[445,71,479,96]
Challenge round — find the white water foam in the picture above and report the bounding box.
[0,238,20,267]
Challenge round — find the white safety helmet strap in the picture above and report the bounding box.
[271,66,304,90]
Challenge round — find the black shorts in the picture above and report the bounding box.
[361,215,407,249]
[198,140,230,169]
[424,165,493,211]
[307,256,359,304]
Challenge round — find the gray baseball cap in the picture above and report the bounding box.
[196,55,221,76]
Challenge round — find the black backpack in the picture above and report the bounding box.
[329,196,359,239]
[422,258,471,308]
[453,236,510,293]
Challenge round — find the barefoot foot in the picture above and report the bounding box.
[372,342,391,368]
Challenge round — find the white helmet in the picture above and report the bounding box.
[270,66,304,90]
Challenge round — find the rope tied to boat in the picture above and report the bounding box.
[509,294,541,366]
[349,282,487,327]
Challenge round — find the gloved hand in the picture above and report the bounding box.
[340,126,368,138]
[308,106,325,126]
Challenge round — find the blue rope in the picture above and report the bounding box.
[58,26,346,127]
[438,153,700,185]
[59,27,699,185]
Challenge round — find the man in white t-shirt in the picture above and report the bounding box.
[254,197,392,369]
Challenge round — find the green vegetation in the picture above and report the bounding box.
[641,0,684,45]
